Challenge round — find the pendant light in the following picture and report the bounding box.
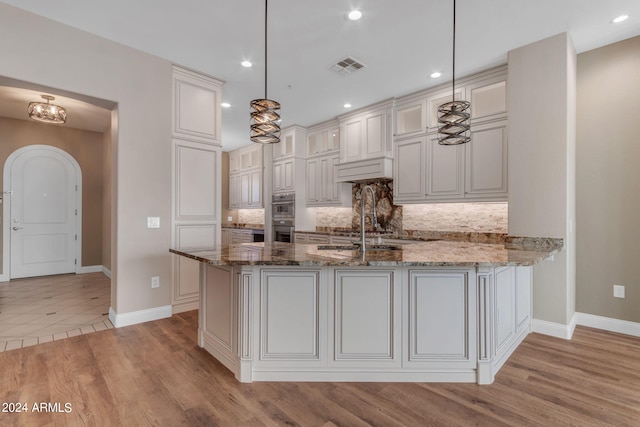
[250,0,281,144]
[437,0,470,145]
[27,95,67,124]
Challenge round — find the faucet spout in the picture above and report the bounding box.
[360,185,377,252]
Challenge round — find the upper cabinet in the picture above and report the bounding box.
[272,126,306,194]
[393,66,508,204]
[229,144,264,209]
[339,101,393,163]
[172,67,223,145]
[335,101,394,182]
[305,120,352,207]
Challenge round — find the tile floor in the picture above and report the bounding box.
[0,272,112,352]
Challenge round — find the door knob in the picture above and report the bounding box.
[12,226,23,230]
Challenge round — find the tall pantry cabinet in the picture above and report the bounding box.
[171,66,223,313]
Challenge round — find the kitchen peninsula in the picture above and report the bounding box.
[170,238,561,384]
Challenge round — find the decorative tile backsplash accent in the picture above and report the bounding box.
[351,180,402,231]
[238,209,265,225]
[315,179,508,233]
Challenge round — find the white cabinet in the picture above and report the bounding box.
[172,67,222,146]
[229,145,263,209]
[465,121,508,198]
[307,122,340,156]
[171,66,223,314]
[306,154,351,207]
[272,126,306,194]
[272,158,295,193]
[405,269,476,369]
[331,270,400,367]
[394,137,425,201]
[393,66,508,204]
[295,232,330,244]
[477,265,531,384]
[338,101,393,163]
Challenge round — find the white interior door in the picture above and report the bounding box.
[9,147,78,279]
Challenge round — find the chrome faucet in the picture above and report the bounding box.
[358,185,378,252]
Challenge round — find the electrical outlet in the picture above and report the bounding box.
[613,285,625,298]
[151,276,160,289]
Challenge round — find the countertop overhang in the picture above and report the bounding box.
[170,238,562,268]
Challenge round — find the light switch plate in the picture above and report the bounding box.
[147,217,160,228]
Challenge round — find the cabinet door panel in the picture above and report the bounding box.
[250,170,262,206]
[273,162,282,192]
[365,112,385,158]
[283,160,294,191]
[306,159,318,204]
[240,173,250,205]
[470,80,506,120]
[466,122,508,197]
[427,136,464,200]
[494,267,515,354]
[174,142,217,221]
[344,119,363,161]
[261,270,320,359]
[394,138,424,201]
[334,270,395,360]
[409,271,469,361]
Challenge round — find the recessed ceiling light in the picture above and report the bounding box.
[221,102,231,108]
[430,72,442,78]
[344,103,352,108]
[612,14,629,23]
[347,10,362,21]
[241,60,252,68]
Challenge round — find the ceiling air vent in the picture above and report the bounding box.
[330,57,366,76]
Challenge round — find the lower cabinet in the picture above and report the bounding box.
[405,270,476,369]
[199,264,531,384]
[331,270,400,368]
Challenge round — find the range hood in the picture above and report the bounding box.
[334,156,393,183]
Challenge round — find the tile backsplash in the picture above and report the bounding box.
[315,180,508,233]
[238,209,265,225]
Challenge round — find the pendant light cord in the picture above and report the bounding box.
[452,0,456,102]
[264,0,268,100]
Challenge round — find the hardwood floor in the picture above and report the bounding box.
[1,311,639,426]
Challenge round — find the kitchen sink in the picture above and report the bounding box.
[316,244,401,251]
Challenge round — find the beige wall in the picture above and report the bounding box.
[576,36,640,323]
[102,124,112,271]
[0,4,173,315]
[508,33,577,328]
[0,117,104,268]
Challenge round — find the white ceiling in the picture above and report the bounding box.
[1,0,639,150]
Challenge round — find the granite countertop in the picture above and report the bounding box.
[222,223,264,230]
[302,228,507,244]
[170,238,563,268]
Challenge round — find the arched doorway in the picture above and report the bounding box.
[2,145,82,279]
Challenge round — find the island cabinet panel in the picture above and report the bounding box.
[200,266,239,374]
[405,270,477,369]
[260,270,321,360]
[494,267,516,354]
[331,270,400,367]
[515,266,532,334]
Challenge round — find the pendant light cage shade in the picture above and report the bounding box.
[250,98,281,144]
[28,95,67,124]
[250,0,281,144]
[437,0,470,145]
[437,100,471,145]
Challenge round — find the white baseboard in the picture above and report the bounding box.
[77,265,103,274]
[532,316,576,340]
[575,312,640,337]
[109,305,172,328]
[77,265,111,279]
